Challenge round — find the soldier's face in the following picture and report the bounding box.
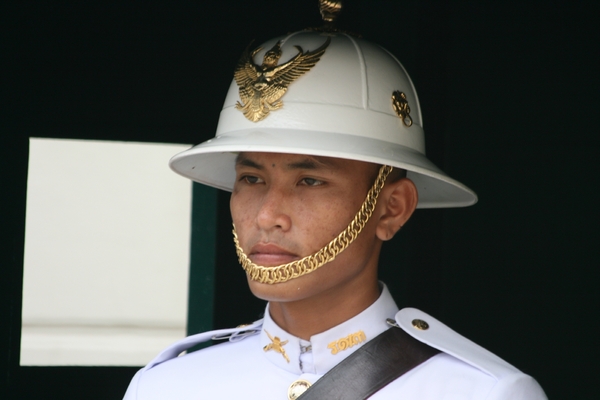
[230,152,383,303]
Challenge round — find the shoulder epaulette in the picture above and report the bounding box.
[395,308,520,380]
[143,319,263,371]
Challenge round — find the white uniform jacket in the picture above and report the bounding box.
[124,286,547,399]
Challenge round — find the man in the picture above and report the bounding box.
[124,4,547,399]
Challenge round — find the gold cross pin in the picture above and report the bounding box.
[263,330,290,363]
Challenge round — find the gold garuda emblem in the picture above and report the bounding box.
[234,37,331,122]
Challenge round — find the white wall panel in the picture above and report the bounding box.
[21,138,192,366]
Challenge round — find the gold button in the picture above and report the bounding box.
[412,319,429,330]
[288,379,312,400]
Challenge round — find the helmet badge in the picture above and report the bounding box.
[234,37,331,122]
[392,90,413,127]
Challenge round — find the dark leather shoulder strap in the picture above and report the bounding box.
[298,327,440,399]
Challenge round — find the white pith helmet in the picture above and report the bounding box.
[169,30,477,208]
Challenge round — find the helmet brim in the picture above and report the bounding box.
[169,128,477,208]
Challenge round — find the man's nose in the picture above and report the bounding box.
[256,187,292,232]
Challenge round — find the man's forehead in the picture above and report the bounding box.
[235,152,354,170]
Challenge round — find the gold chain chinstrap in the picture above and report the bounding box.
[232,165,394,284]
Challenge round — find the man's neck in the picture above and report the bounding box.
[267,279,381,340]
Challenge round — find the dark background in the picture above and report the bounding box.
[2,1,598,398]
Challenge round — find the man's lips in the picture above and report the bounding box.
[248,243,300,266]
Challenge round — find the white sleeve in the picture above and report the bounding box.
[485,373,547,400]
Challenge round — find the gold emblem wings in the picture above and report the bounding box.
[234,37,331,122]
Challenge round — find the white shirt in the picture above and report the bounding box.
[124,285,546,399]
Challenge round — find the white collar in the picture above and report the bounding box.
[260,283,399,375]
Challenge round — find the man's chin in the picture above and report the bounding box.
[246,275,308,302]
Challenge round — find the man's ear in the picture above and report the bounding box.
[376,177,418,241]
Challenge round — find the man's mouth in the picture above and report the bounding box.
[249,243,300,266]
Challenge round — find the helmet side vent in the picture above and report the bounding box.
[380,46,423,127]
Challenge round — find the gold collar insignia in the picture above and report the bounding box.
[234,37,331,122]
[327,330,367,355]
[263,329,291,363]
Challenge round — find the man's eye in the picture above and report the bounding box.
[300,178,324,186]
[241,175,263,184]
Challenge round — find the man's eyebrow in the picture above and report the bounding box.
[235,155,263,170]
